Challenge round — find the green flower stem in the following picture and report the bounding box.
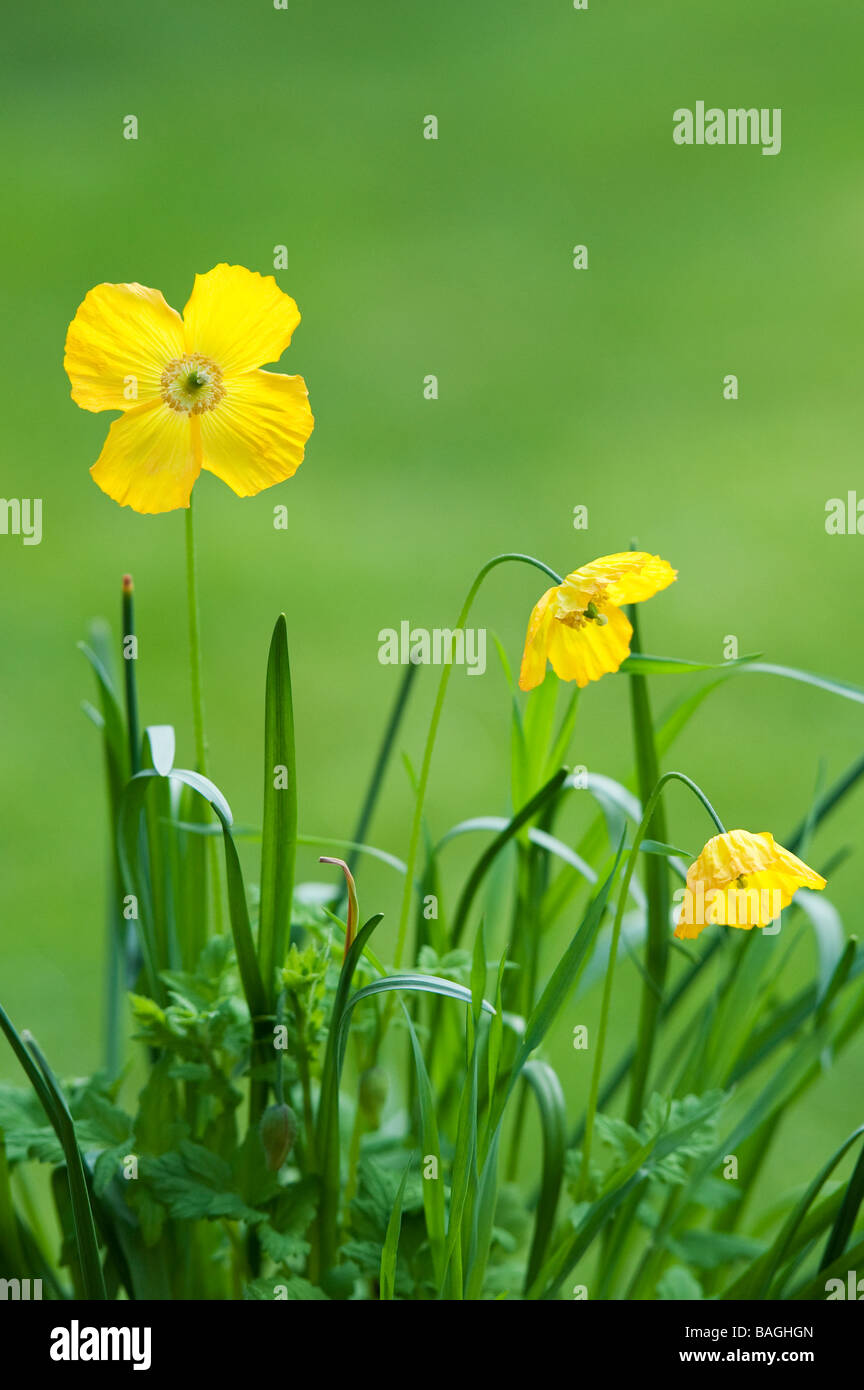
[347,659,419,888]
[578,772,726,1199]
[184,496,208,776]
[121,575,141,775]
[624,601,669,1129]
[184,495,224,933]
[292,996,317,1171]
[392,553,563,974]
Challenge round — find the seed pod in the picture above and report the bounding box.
[259,1103,298,1172]
[358,1067,389,1124]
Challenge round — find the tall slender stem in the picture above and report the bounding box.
[578,771,725,1197]
[625,602,670,1126]
[347,659,419,887]
[121,574,141,774]
[393,553,562,973]
[184,495,224,931]
[185,497,208,776]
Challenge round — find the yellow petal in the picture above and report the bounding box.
[90,401,200,513]
[199,370,314,497]
[758,833,827,891]
[673,829,825,938]
[562,552,677,608]
[673,917,705,942]
[182,265,301,375]
[518,589,557,691]
[547,601,632,687]
[64,282,185,413]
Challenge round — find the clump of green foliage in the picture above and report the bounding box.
[2,559,864,1301]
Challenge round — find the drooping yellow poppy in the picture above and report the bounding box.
[64,263,314,514]
[674,830,826,940]
[518,551,676,691]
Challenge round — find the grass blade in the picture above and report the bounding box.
[522,1059,567,1292]
[379,1155,414,1300]
[624,605,669,1125]
[448,767,569,946]
[258,615,298,1005]
[0,1006,106,1300]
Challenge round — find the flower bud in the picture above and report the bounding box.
[259,1103,298,1171]
[358,1067,389,1124]
[319,856,359,959]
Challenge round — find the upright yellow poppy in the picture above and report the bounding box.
[518,551,676,691]
[674,829,826,940]
[64,263,314,514]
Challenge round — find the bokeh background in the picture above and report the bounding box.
[1,0,862,1208]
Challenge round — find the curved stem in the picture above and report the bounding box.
[578,771,725,1196]
[392,553,563,971]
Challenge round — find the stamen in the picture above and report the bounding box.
[585,602,608,627]
[558,594,609,630]
[160,354,225,414]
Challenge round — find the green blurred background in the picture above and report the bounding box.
[1,0,862,1201]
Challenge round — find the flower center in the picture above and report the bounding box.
[160,354,225,414]
[557,596,609,631]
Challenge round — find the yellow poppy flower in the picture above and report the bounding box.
[518,551,676,691]
[674,830,826,940]
[64,263,314,514]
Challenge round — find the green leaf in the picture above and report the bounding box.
[315,913,385,1278]
[822,1137,864,1269]
[657,1265,703,1299]
[737,661,864,706]
[177,782,209,971]
[441,817,595,885]
[338,975,495,1070]
[597,1090,726,1186]
[513,849,623,1080]
[257,1223,310,1265]
[624,607,670,1128]
[447,767,570,946]
[213,808,269,1027]
[528,1090,727,1299]
[522,1060,567,1292]
[380,1156,414,1300]
[145,724,175,776]
[142,1141,260,1223]
[793,889,846,1003]
[0,1129,25,1270]
[442,1041,480,1298]
[118,767,234,996]
[78,638,128,799]
[788,1235,864,1300]
[639,839,693,860]
[727,1123,864,1299]
[259,615,298,1003]
[667,1228,764,1270]
[402,1007,446,1284]
[620,652,759,675]
[0,1010,106,1299]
